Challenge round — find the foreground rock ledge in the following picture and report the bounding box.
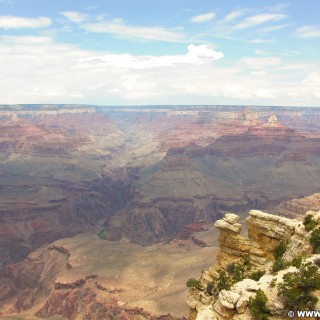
[188,209,320,320]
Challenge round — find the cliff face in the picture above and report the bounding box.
[188,209,319,320]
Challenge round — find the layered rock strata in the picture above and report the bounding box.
[276,193,320,220]
[214,213,268,268]
[246,210,298,259]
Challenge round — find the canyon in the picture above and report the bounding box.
[1,104,320,319]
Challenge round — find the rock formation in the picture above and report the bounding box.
[276,193,320,220]
[188,209,320,319]
[214,212,269,268]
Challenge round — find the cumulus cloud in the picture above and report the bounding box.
[301,72,320,98]
[0,16,51,29]
[0,37,225,103]
[74,44,224,69]
[190,12,215,23]
[295,26,320,39]
[288,72,320,102]
[187,44,224,60]
[0,35,318,106]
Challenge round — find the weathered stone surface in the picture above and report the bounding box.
[224,213,240,224]
[218,290,240,309]
[235,297,248,314]
[214,219,242,234]
[233,309,253,320]
[187,288,201,309]
[216,223,266,267]
[213,300,235,320]
[246,210,299,256]
[232,279,259,294]
[195,305,217,320]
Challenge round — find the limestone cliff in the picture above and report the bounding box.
[187,209,320,320]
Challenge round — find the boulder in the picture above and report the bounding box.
[224,213,240,224]
[215,219,242,234]
[218,290,240,309]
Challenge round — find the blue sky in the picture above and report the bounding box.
[0,0,319,106]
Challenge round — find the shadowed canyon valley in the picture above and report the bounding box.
[2,105,320,319]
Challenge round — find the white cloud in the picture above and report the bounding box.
[83,20,184,42]
[223,10,246,22]
[0,35,318,106]
[289,72,320,100]
[234,13,287,30]
[62,12,185,42]
[61,11,89,23]
[295,26,320,39]
[259,23,292,33]
[2,35,52,45]
[190,12,215,23]
[0,37,225,103]
[279,62,314,70]
[239,57,282,70]
[187,44,224,60]
[250,71,267,76]
[0,16,51,29]
[74,44,224,70]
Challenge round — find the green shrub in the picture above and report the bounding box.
[248,270,266,281]
[273,240,287,259]
[269,278,277,288]
[249,289,270,320]
[310,227,320,254]
[97,229,105,240]
[277,262,320,311]
[291,256,303,268]
[231,263,245,282]
[186,277,200,289]
[272,258,287,273]
[303,214,318,231]
[209,255,252,297]
[206,282,213,295]
[225,262,235,274]
[242,255,251,268]
[216,269,232,291]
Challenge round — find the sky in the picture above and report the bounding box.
[0,0,320,106]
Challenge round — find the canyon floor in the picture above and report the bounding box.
[0,226,219,319]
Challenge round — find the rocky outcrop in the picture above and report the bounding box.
[214,213,269,268]
[246,210,298,258]
[188,209,320,320]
